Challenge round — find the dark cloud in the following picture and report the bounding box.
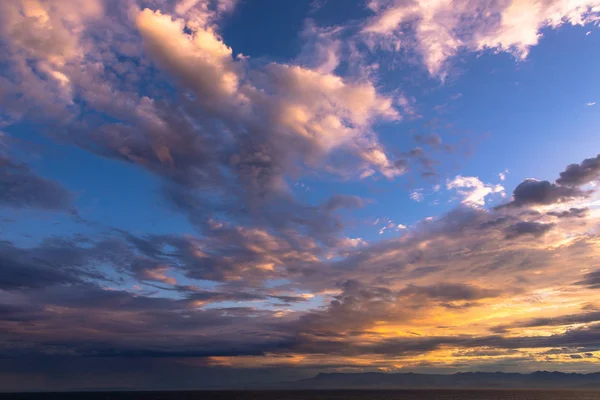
[404,146,441,178]
[451,348,521,357]
[361,323,600,356]
[122,226,318,283]
[408,147,425,157]
[497,154,600,209]
[0,303,46,322]
[493,311,600,332]
[398,283,501,301]
[504,221,554,239]
[498,179,585,208]
[547,207,589,218]
[322,194,365,211]
[556,154,600,186]
[479,216,512,229]
[186,290,267,304]
[415,133,443,147]
[0,155,72,211]
[275,280,412,343]
[407,265,445,278]
[0,240,88,289]
[576,269,600,289]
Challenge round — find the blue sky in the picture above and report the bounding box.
[1,0,600,391]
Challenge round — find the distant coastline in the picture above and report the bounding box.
[4,371,600,393]
[282,371,600,390]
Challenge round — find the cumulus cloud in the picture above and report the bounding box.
[0,2,410,255]
[499,178,587,208]
[0,0,103,67]
[497,154,600,209]
[556,154,600,186]
[134,7,403,184]
[0,0,103,118]
[447,175,504,207]
[136,8,242,111]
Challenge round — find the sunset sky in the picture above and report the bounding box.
[1,0,600,391]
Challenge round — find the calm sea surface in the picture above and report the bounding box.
[3,391,600,400]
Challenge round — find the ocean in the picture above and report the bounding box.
[2,391,600,400]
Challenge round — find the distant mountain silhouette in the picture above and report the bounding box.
[286,371,600,389]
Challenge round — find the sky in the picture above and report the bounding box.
[1,0,600,391]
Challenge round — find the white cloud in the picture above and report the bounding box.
[363,0,600,77]
[586,101,596,106]
[374,218,407,234]
[341,237,368,247]
[447,175,505,207]
[410,190,424,202]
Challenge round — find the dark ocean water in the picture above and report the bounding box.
[3,391,600,400]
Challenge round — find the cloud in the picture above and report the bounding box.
[576,269,600,289]
[0,154,73,211]
[362,0,600,76]
[0,174,598,377]
[0,0,103,68]
[134,7,403,184]
[136,9,242,111]
[447,175,504,207]
[297,20,343,75]
[556,154,600,187]
[498,179,587,208]
[1,1,600,387]
[415,133,443,148]
[547,207,589,218]
[0,2,412,260]
[497,154,600,209]
[493,310,600,332]
[399,283,502,302]
[504,221,555,239]
[586,102,596,106]
[0,0,103,120]
[410,189,424,202]
[322,195,365,211]
[0,239,97,290]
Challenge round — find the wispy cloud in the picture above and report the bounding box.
[362,0,600,77]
